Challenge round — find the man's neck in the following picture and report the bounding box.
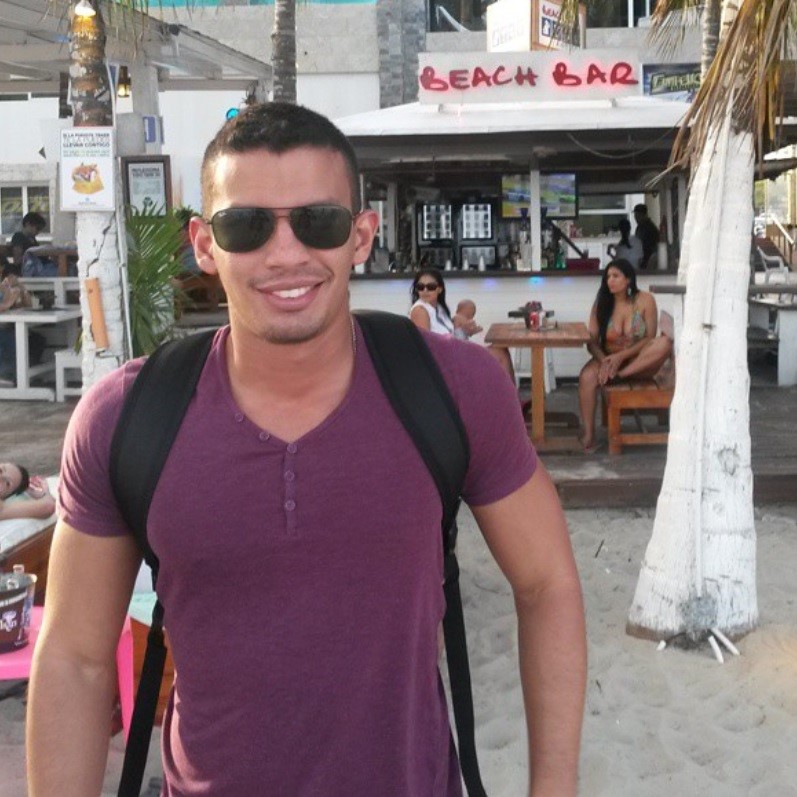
[223,315,357,439]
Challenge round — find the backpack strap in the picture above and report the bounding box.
[354,311,487,797]
[111,330,216,797]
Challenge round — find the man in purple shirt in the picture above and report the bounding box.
[28,103,586,796]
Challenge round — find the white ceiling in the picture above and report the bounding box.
[0,0,271,95]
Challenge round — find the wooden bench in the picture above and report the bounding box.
[601,362,675,455]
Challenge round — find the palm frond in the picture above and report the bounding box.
[126,205,186,355]
[647,0,705,60]
[670,0,796,173]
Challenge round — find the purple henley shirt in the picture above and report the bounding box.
[59,321,537,796]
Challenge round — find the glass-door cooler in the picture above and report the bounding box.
[417,203,454,269]
[459,202,496,268]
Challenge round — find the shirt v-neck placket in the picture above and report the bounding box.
[283,441,299,535]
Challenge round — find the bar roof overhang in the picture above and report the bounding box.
[0,0,271,95]
[338,95,797,194]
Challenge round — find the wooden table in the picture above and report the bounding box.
[0,307,82,400]
[486,321,591,451]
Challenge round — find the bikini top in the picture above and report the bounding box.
[605,303,647,353]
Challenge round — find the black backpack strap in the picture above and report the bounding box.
[354,310,487,797]
[110,330,216,797]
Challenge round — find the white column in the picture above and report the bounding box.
[130,62,162,155]
[528,165,541,270]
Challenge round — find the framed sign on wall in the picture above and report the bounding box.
[122,155,172,214]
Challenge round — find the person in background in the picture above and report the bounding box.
[29,102,585,796]
[452,298,480,340]
[608,219,643,270]
[633,204,660,269]
[10,212,46,269]
[409,270,516,381]
[0,463,56,521]
[578,259,672,453]
[409,268,480,338]
[0,273,34,385]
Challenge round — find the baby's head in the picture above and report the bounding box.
[455,299,477,320]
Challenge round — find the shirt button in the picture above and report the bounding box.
[259,431,270,441]
[286,443,298,454]
[284,499,296,511]
[284,471,295,482]
[234,413,244,423]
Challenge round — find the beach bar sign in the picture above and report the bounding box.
[418,50,641,104]
[60,127,115,212]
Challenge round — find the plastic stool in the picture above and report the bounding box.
[0,606,134,741]
[54,348,82,402]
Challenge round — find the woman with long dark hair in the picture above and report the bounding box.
[409,267,458,335]
[409,268,517,383]
[578,259,672,452]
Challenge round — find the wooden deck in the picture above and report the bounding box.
[1,353,794,509]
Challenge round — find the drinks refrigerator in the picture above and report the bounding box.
[417,203,454,269]
[459,202,496,269]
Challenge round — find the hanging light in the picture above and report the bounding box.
[74,0,96,17]
[117,66,132,98]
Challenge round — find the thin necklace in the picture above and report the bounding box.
[350,315,357,356]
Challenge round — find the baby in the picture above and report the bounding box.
[452,299,482,339]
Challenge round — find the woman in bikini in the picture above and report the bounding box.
[578,259,672,453]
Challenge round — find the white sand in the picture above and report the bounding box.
[2,505,797,796]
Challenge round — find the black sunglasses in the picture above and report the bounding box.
[416,282,439,291]
[205,204,357,253]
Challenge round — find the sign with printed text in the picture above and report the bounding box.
[486,0,531,52]
[643,63,700,102]
[418,50,641,104]
[60,127,116,211]
[535,0,585,49]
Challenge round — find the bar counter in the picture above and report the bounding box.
[350,269,678,379]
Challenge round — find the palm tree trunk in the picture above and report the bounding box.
[701,0,721,80]
[272,0,297,103]
[70,0,127,386]
[628,0,758,640]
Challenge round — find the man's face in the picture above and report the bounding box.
[191,146,376,347]
[0,463,23,500]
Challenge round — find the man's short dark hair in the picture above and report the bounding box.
[11,465,30,497]
[633,204,648,216]
[22,212,46,230]
[201,102,361,215]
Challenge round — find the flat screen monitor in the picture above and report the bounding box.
[540,172,578,219]
[501,175,530,218]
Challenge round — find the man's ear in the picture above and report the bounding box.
[352,209,379,266]
[189,217,218,276]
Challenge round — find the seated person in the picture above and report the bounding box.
[0,276,45,386]
[578,258,673,453]
[607,219,644,270]
[409,269,515,383]
[10,212,46,269]
[0,463,56,521]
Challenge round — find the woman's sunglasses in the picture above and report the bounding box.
[416,282,439,292]
[205,205,357,253]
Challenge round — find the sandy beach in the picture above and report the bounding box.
[2,503,796,796]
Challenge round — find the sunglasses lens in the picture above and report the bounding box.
[211,208,274,253]
[417,283,438,291]
[290,205,353,249]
